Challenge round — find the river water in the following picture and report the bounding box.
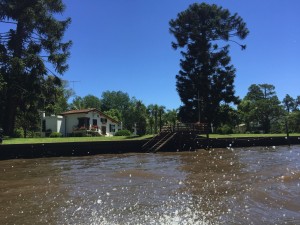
[0,145,300,225]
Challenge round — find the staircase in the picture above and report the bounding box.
[142,131,177,152]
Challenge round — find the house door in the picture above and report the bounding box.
[101,126,106,135]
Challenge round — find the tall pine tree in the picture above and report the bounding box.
[169,3,249,127]
[0,0,71,135]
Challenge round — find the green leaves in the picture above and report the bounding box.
[170,3,248,125]
[239,84,285,133]
[0,0,71,135]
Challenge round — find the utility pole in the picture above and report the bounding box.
[69,80,80,90]
[69,80,80,101]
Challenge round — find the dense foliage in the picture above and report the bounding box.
[238,84,285,133]
[114,130,131,136]
[0,0,72,135]
[169,3,249,126]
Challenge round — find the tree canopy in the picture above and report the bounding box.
[101,91,131,114]
[282,94,300,113]
[70,95,101,110]
[239,84,284,133]
[169,3,249,126]
[0,0,71,135]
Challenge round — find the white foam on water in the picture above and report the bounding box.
[87,206,214,225]
[60,191,217,225]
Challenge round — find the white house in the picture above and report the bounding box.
[42,108,121,137]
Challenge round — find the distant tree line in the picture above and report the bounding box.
[233,84,300,134]
[2,79,299,137]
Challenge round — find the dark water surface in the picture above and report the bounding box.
[0,145,300,225]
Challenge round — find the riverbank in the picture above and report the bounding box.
[1,136,300,160]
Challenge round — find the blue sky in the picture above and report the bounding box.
[61,0,300,110]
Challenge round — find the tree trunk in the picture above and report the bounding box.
[2,21,25,136]
[23,127,27,138]
[263,116,270,133]
[3,90,18,136]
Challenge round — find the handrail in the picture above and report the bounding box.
[167,123,209,133]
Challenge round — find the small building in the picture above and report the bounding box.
[42,108,120,137]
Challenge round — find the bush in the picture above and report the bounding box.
[217,124,233,134]
[13,128,24,138]
[49,132,62,138]
[114,130,131,136]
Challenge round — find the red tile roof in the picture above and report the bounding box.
[60,108,96,115]
[60,108,119,123]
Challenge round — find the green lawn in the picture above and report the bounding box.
[1,135,154,145]
[208,133,300,138]
[1,133,299,145]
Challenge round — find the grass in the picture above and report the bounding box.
[1,135,154,145]
[208,133,300,138]
[1,133,299,145]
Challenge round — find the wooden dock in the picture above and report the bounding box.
[142,123,210,152]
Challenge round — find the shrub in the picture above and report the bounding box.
[13,129,24,138]
[114,130,131,136]
[49,132,62,138]
[45,129,52,137]
[217,124,233,134]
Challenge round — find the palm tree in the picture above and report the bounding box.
[158,106,166,132]
[147,104,156,134]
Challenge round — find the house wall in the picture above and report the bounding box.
[65,114,83,134]
[64,111,119,136]
[45,115,64,134]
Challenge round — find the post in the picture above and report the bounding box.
[206,133,210,150]
[40,111,45,138]
[0,128,3,144]
[197,89,201,123]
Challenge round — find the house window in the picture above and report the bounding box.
[101,118,107,124]
[78,117,90,128]
[109,124,115,132]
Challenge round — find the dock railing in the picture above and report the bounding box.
[167,122,209,134]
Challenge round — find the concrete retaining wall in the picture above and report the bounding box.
[1,136,300,160]
[0,140,147,160]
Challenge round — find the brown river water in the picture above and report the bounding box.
[0,145,300,225]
